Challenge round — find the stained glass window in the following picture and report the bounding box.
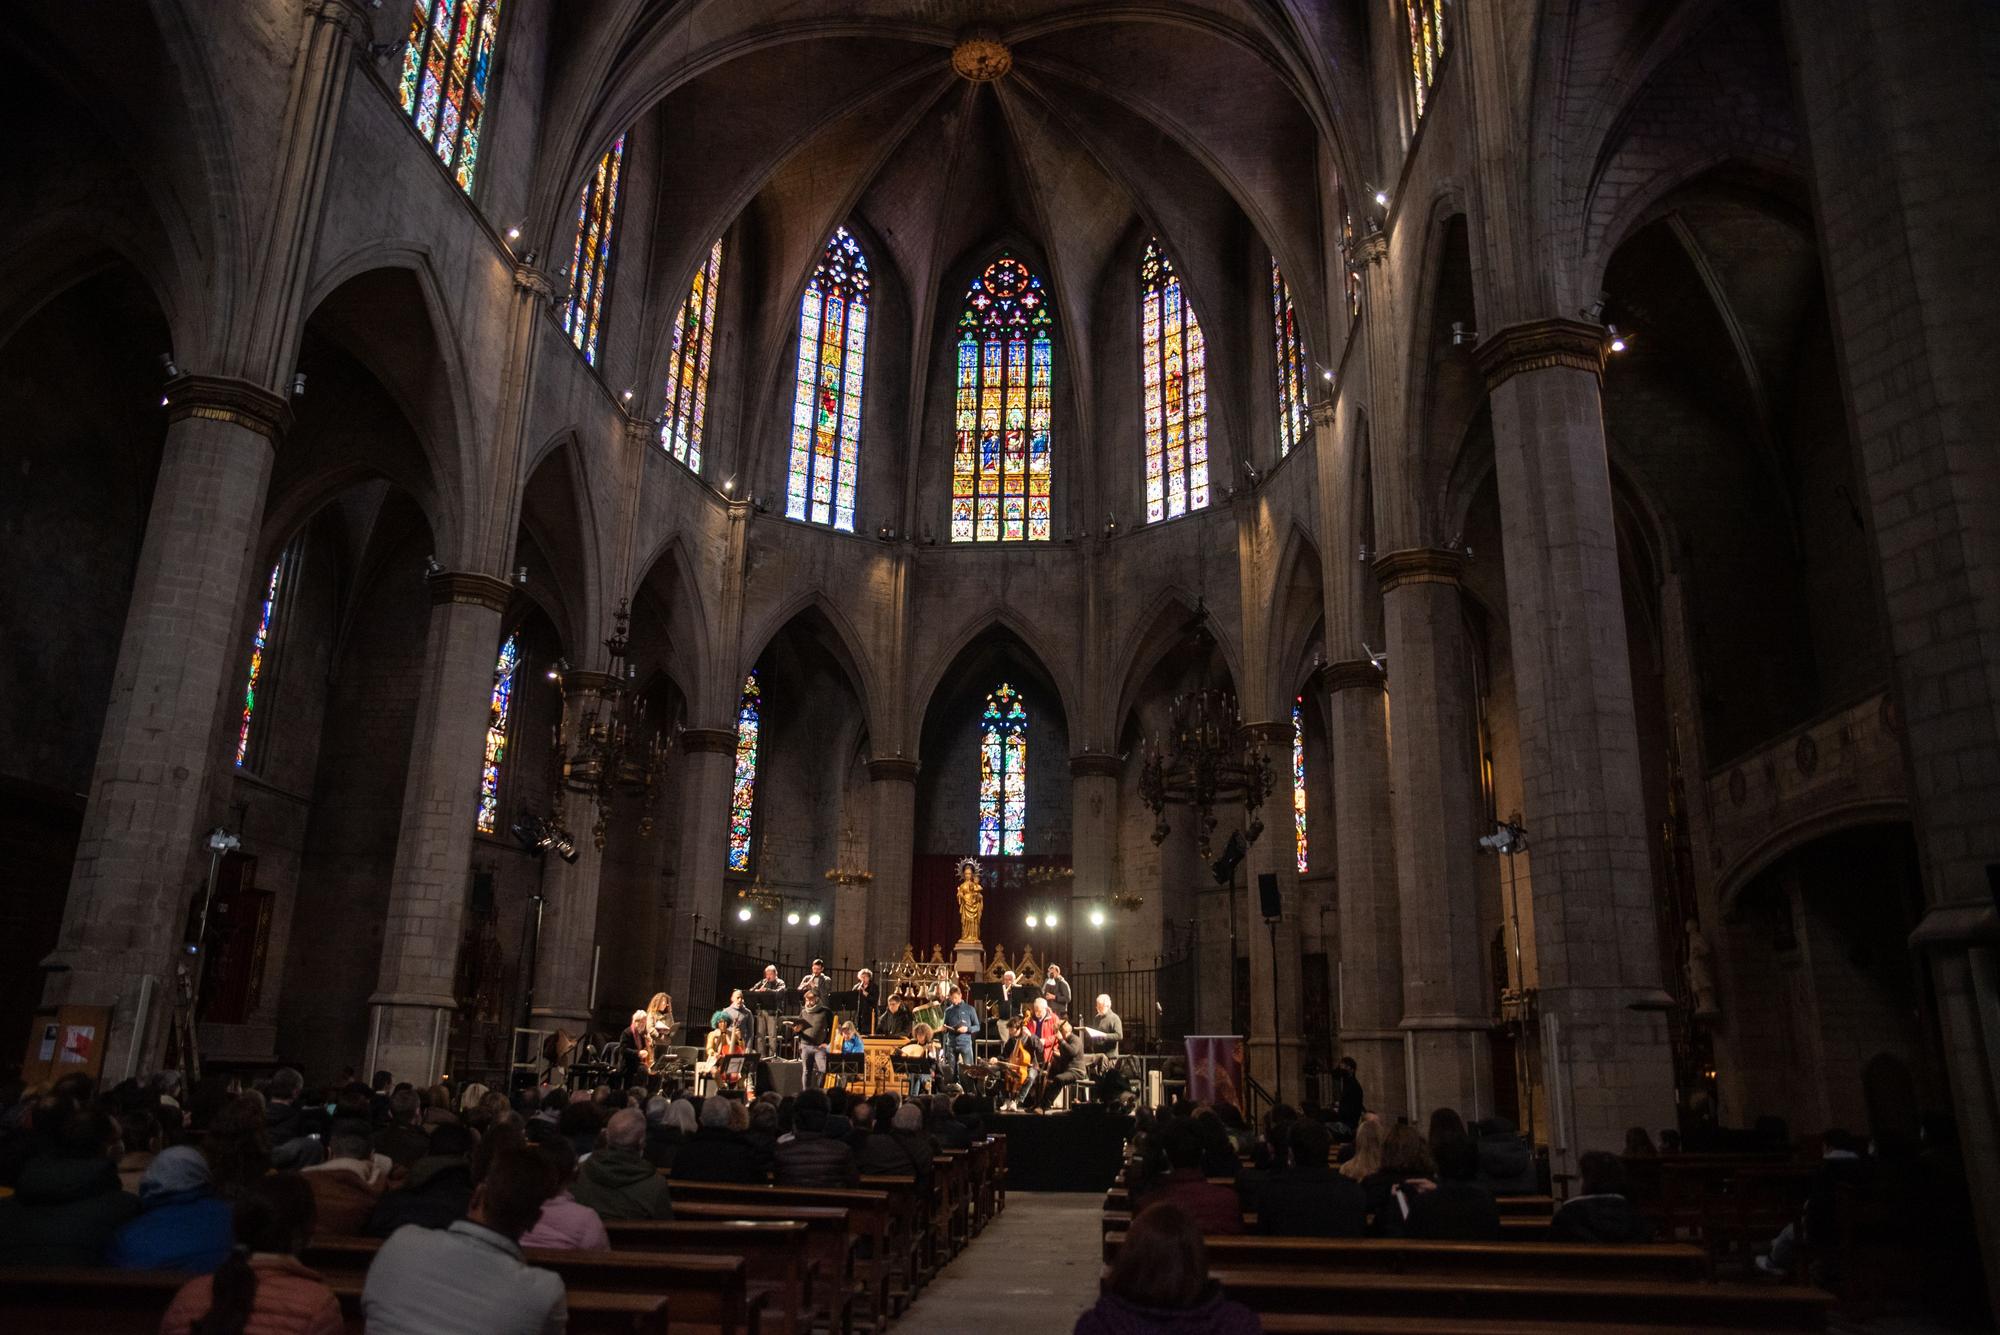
[398,0,503,194]
[660,236,723,473]
[952,255,1054,543]
[727,672,760,870]
[233,560,283,769]
[1407,0,1448,121]
[1140,238,1210,523]
[476,633,520,835]
[1272,258,1311,459]
[979,683,1028,858]
[561,135,625,366]
[786,227,871,532]
[1293,696,1309,874]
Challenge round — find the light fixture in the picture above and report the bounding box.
[553,599,669,848]
[738,906,753,922]
[1045,909,1059,928]
[1373,189,1389,207]
[1450,321,1478,347]
[509,814,578,863]
[159,353,180,378]
[1321,368,1334,382]
[1025,913,1040,929]
[786,911,801,926]
[515,566,529,585]
[1607,325,1629,353]
[1361,641,1389,673]
[807,912,822,928]
[1581,291,1608,322]
[291,372,307,398]
[823,822,873,888]
[1089,909,1106,928]
[621,389,634,402]
[425,555,443,577]
[506,226,521,242]
[722,475,737,494]
[1139,602,1276,858]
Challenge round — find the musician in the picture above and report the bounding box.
[852,968,878,1035]
[999,969,1038,1016]
[700,1016,747,1092]
[714,988,750,1031]
[797,958,830,995]
[794,987,833,1089]
[616,1009,650,1087]
[750,964,787,995]
[644,992,678,1084]
[748,965,785,1055]
[1090,993,1123,1057]
[898,1023,938,1094]
[940,986,979,1075]
[1042,963,1073,1017]
[837,1020,865,1055]
[1038,1020,1088,1110]
[1003,998,1061,1112]
[878,993,912,1039]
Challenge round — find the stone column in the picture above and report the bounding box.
[364,570,514,1085]
[1474,321,1676,1175]
[865,758,919,968]
[1069,753,1120,969]
[40,380,289,1076]
[1324,660,1409,1120]
[662,727,736,1011]
[1375,547,1491,1120]
[529,671,618,1029]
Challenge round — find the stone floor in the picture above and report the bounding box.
[898,1192,1103,1333]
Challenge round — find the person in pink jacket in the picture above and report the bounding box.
[517,1136,608,1250]
[160,1172,342,1335]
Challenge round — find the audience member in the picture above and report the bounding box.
[300,1120,390,1236]
[362,1147,564,1335]
[1624,1126,1658,1157]
[205,1096,275,1202]
[558,1099,605,1161]
[571,1108,672,1220]
[114,1106,163,1194]
[857,1099,933,1183]
[1339,1115,1383,1183]
[1471,1116,1540,1195]
[1361,1123,1434,1227]
[160,1172,341,1335]
[263,1067,320,1170]
[1191,1109,1240,1179]
[519,1137,609,1250]
[373,1088,429,1170]
[775,1090,861,1188]
[1552,1151,1656,1243]
[0,1107,139,1265]
[1075,1201,1262,1334]
[1332,1056,1364,1131]
[107,1144,235,1270]
[1252,1119,1365,1238]
[365,1123,475,1236]
[1139,1119,1243,1235]
[670,1096,768,1182]
[1397,1131,1501,1241]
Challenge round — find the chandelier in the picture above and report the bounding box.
[736,872,782,916]
[554,599,668,849]
[823,821,873,887]
[1138,611,1275,859]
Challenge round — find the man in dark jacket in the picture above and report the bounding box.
[0,1110,140,1265]
[775,1091,860,1188]
[573,1108,673,1219]
[365,1124,475,1235]
[1552,1151,1656,1243]
[373,1087,430,1169]
[1254,1118,1366,1237]
[1139,1119,1244,1235]
[671,1097,769,1183]
[1472,1116,1540,1195]
[1333,1056,1364,1131]
[1396,1135,1501,1241]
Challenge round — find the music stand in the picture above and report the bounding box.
[720,1051,759,1092]
[825,1051,865,1092]
[889,1054,936,1096]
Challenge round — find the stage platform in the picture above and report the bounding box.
[986,1105,1133,1192]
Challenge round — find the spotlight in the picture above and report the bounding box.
[786,911,800,926]
[1362,642,1388,672]
[1089,909,1106,928]
[1321,368,1334,382]
[1607,325,1629,353]
[1025,913,1039,929]
[1357,544,1372,564]
[1478,819,1529,854]
[1581,291,1608,323]
[1045,910,1058,928]
[722,475,737,494]
[1373,189,1389,207]
[515,566,529,585]
[506,226,521,242]
[158,353,180,378]
[738,906,753,922]
[807,912,822,927]
[424,555,443,577]
[291,372,307,398]
[1450,321,1478,347]
[622,389,634,402]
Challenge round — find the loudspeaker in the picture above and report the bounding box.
[1258,872,1281,919]
[765,1058,804,1096]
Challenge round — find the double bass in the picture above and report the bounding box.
[998,1004,1040,1098]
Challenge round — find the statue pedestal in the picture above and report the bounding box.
[954,940,985,978]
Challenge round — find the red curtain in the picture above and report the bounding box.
[908,854,1073,972]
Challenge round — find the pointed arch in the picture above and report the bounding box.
[628,532,713,723]
[738,590,883,745]
[907,607,1080,753]
[1266,521,1328,704]
[951,251,1055,543]
[1110,584,1245,738]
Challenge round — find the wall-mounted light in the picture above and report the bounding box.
[424,555,443,577]
[786,911,801,926]
[1607,325,1629,353]
[807,912,822,928]
[291,372,307,398]
[515,566,529,585]
[1089,908,1107,928]
[737,906,753,922]
[506,226,522,242]
[1450,321,1478,348]
[159,353,180,378]
[1372,188,1389,207]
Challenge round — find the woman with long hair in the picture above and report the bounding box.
[160,1172,340,1335]
[1339,1114,1385,1183]
[1074,1201,1261,1334]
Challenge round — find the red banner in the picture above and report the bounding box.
[1184,1035,1245,1112]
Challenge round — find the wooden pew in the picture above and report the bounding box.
[649,1204,856,1335]
[1104,1185,1552,1217]
[0,1267,671,1335]
[1208,1269,1831,1330]
[967,1139,994,1231]
[1101,1208,1550,1241]
[858,1174,925,1300]
[667,1181,895,1333]
[990,1133,1008,1214]
[1103,1232,1710,1282]
[602,1218,828,1335]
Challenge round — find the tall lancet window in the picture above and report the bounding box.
[1139,238,1209,523]
[1293,696,1309,873]
[561,135,625,365]
[1272,258,1311,458]
[660,237,723,473]
[398,0,503,194]
[233,553,289,769]
[1407,0,1449,121]
[786,226,871,532]
[727,672,761,870]
[952,255,1054,543]
[979,684,1028,857]
[475,633,520,834]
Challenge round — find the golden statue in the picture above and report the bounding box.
[955,860,985,944]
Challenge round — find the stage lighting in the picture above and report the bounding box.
[737,906,753,922]
[786,911,800,926]
[807,912,822,927]
[1089,909,1106,928]
[1025,913,1039,929]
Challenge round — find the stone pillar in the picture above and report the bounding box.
[1375,548,1491,1120]
[865,758,919,968]
[1474,321,1676,1175]
[40,380,289,1076]
[1242,758,1305,1101]
[663,727,736,1012]
[1069,753,1120,969]
[364,570,514,1085]
[529,671,618,1029]
[1324,660,1409,1120]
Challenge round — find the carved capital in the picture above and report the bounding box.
[426,571,515,611]
[513,263,558,299]
[1308,398,1338,431]
[1069,752,1122,780]
[164,374,291,445]
[1473,318,1606,393]
[1351,229,1389,268]
[1320,658,1387,693]
[560,670,621,696]
[1373,547,1466,593]
[678,727,738,755]
[868,757,921,784]
[623,416,658,450]
[305,0,374,43]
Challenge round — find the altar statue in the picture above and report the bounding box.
[955,860,985,944]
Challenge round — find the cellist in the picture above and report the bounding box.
[1003,997,1061,1112]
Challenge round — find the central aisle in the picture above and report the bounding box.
[898,1192,1103,1332]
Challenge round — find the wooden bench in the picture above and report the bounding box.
[645,1205,856,1335]
[857,1174,926,1302]
[1101,1208,1549,1241]
[1209,1269,1831,1329]
[0,1266,670,1334]
[668,1181,895,1332]
[1105,1232,1710,1281]
[602,1218,828,1335]
[1105,1185,1553,1217]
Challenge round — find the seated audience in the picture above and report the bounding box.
[300,1120,391,1237]
[107,1144,234,1270]
[558,1099,604,1161]
[1339,1115,1383,1183]
[262,1067,320,1170]
[1625,1126,1658,1157]
[0,1107,139,1265]
[670,1096,769,1182]
[571,1107,672,1220]
[857,1098,933,1184]
[1757,1128,1873,1278]
[1552,1150,1657,1243]
[1192,1109,1241,1179]
[1471,1116,1540,1195]
[205,1095,275,1202]
[1396,1131,1501,1241]
[161,1172,341,1335]
[114,1106,163,1194]
[372,1087,430,1170]
[519,1137,609,1250]
[775,1090,861,1188]
[1361,1123,1435,1227]
[365,1123,475,1236]
[928,1096,973,1150]
[1139,1119,1244,1235]
[1075,1201,1261,1335]
[1253,1119,1365,1238]
[362,1147,564,1335]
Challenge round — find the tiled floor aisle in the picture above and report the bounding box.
[896,1192,1102,1333]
